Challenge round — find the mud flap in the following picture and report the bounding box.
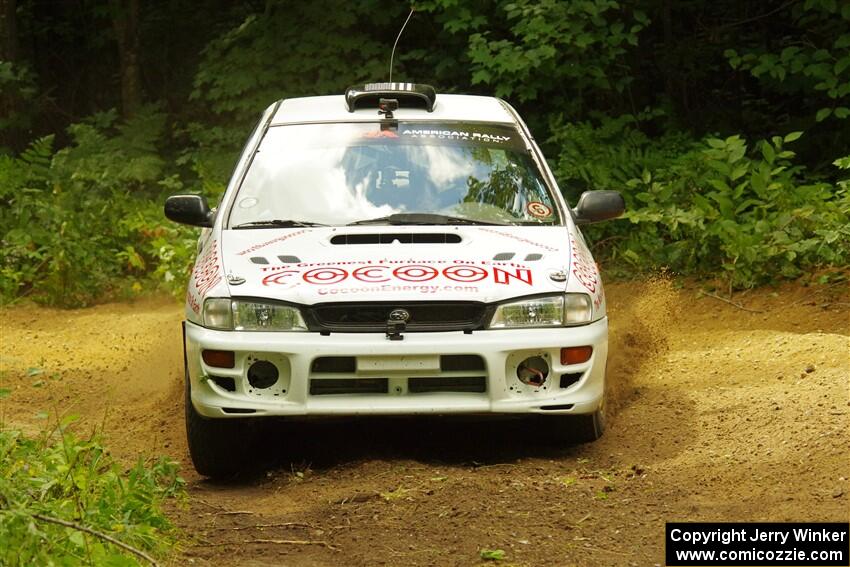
[181,320,187,372]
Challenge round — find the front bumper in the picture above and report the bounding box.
[184,319,608,418]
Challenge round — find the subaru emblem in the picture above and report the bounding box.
[388,309,411,322]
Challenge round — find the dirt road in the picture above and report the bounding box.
[2,280,848,566]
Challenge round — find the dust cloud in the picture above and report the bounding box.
[605,276,679,414]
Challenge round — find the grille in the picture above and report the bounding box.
[311,356,357,373]
[306,302,490,333]
[307,354,488,396]
[440,354,486,371]
[408,376,486,393]
[310,378,388,395]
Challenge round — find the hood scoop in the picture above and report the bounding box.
[330,233,461,245]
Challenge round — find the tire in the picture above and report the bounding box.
[569,405,606,443]
[549,361,608,444]
[184,369,252,478]
[544,401,606,445]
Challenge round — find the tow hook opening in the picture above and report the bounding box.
[386,320,405,341]
[517,356,549,387]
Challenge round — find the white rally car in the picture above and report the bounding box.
[165,83,624,477]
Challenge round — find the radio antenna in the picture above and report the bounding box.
[389,8,415,83]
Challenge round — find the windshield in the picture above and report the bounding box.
[227,122,561,227]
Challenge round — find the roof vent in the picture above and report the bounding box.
[345,83,436,112]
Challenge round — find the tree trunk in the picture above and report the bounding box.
[111,0,141,118]
[662,0,675,111]
[0,0,16,62]
[0,0,18,149]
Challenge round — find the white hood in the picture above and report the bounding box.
[216,226,582,305]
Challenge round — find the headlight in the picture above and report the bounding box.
[203,298,307,331]
[488,294,593,328]
[233,300,307,331]
[203,298,233,330]
[564,293,593,325]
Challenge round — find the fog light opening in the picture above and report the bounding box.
[561,346,593,365]
[247,360,279,389]
[202,349,235,368]
[517,356,549,387]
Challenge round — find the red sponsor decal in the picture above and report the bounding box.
[493,266,533,285]
[527,201,552,218]
[361,130,400,139]
[352,265,391,282]
[262,269,299,287]
[186,289,201,315]
[192,239,222,297]
[303,267,348,284]
[476,227,559,252]
[236,229,308,256]
[443,264,488,282]
[393,264,439,282]
[569,235,601,305]
[261,261,533,288]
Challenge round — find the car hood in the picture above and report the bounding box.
[217,226,587,305]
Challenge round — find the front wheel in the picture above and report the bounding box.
[570,406,606,443]
[185,371,253,478]
[543,402,606,445]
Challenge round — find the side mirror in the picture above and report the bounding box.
[572,190,625,225]
[164,195,214,227]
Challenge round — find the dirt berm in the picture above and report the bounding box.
[1,280,848,566]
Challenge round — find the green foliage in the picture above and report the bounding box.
[550,110,697,198]
[3,0,850,307]
[117,193,202,298]
[0,421,184,566]
[183,1,412,187]
[0,107,198,306]
[835,154,850,192]
[479,548,506,561]
[553,118,850,287]
[420,0,646,108]
[724,1,850,123]
[470,0,645,103]
[0,61,40,147]
[191,2,401,121]
[175,122,242,196]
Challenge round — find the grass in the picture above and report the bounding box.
[0,403,185,566]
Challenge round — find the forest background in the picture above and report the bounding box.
[1,0,848,307]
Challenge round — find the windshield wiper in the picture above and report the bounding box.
[231,219,327,229]
[348,213,507,226]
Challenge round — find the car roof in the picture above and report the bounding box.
[270,94,517,125]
